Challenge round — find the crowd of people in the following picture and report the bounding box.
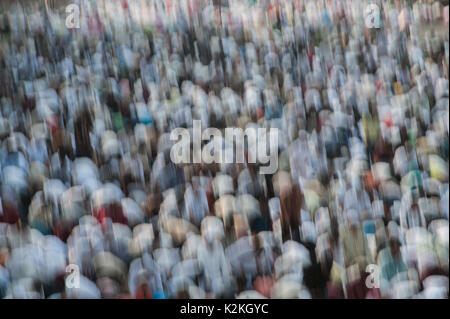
[0,0,448,299]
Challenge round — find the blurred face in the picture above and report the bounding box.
[204,231,215,246]
[389,240,401,257]
[192,180,199,192]
[0,248,9,267]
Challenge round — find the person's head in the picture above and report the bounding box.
[203,230,216,248]
[0,248,9,267]
[389,237,402,257]
[191,177,200,192]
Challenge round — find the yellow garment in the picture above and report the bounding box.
[330,261,344,285]
[340,225,374,268]
[304,189,320,214]
[362,115,380,147]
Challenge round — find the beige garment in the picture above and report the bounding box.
[339,224,373,268]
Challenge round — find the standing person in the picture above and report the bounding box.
[275,172,303,242]
[184,177,210,227]
[74,108,93,158]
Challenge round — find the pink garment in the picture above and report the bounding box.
[253,276,274,299]
[444,6,449,25]
[93,203,128,225]
[327,281,345,299]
